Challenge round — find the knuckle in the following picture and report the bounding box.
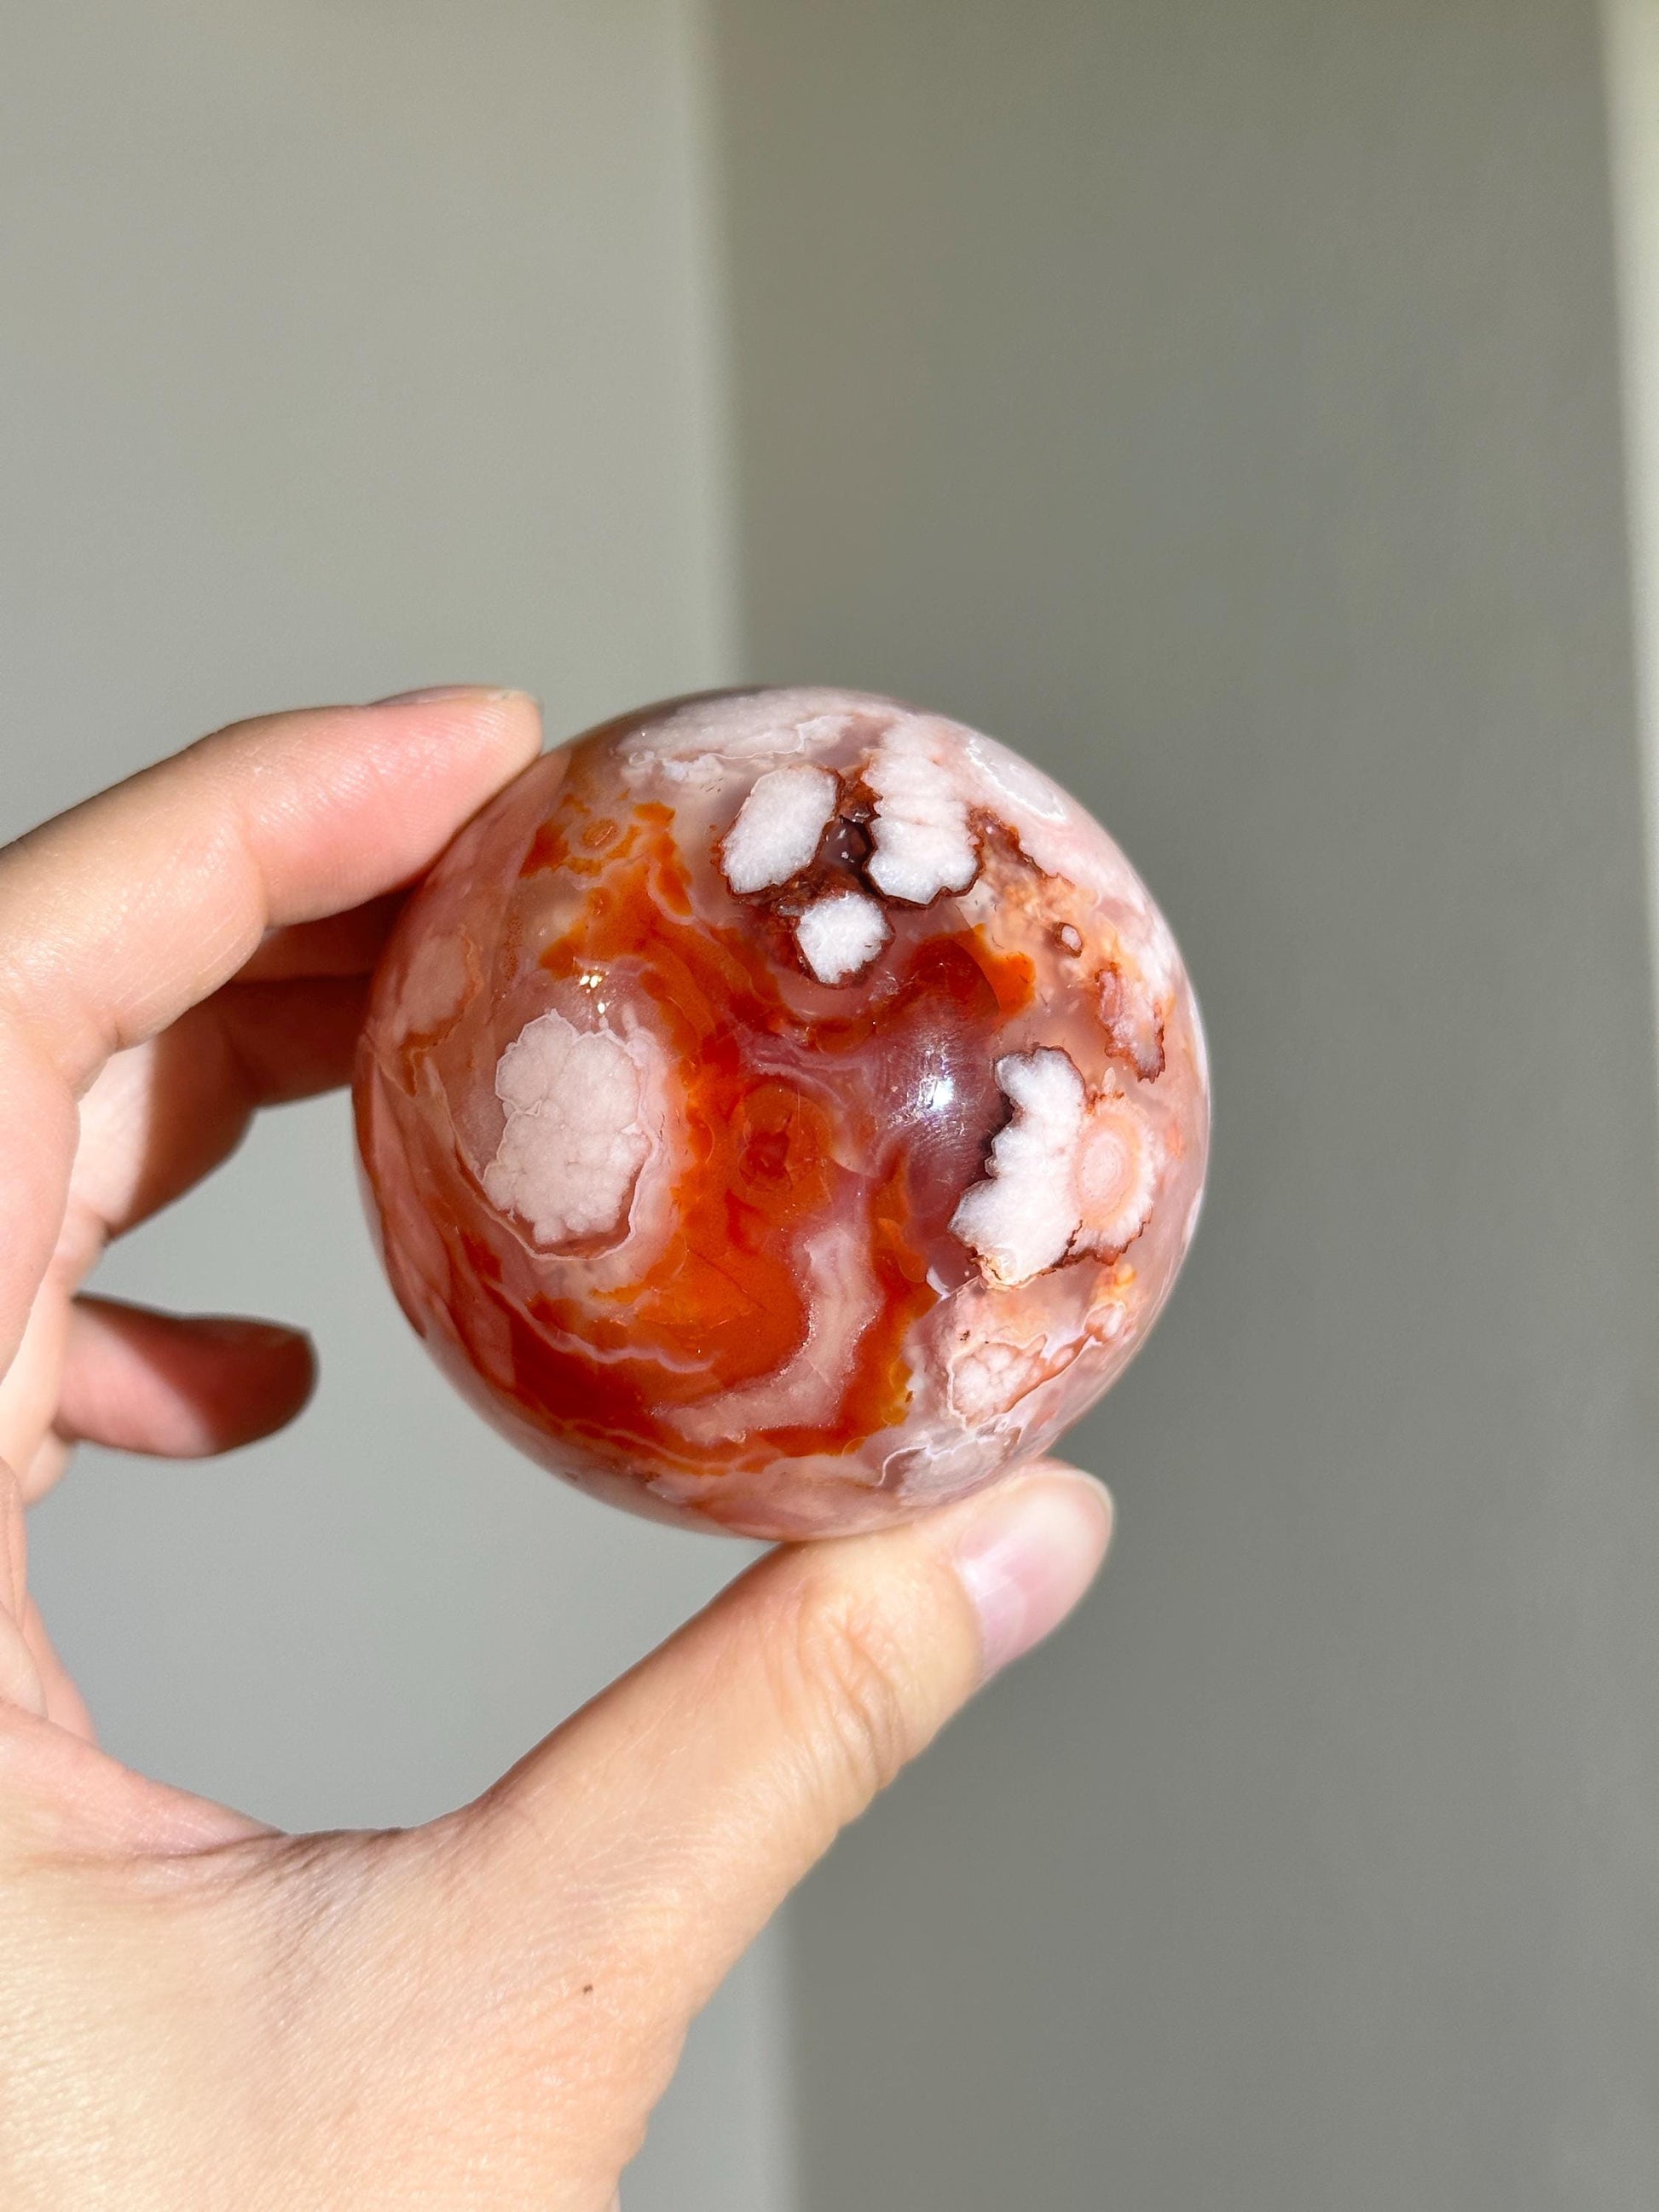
[777,1577,921,1811]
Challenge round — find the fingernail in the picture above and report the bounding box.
[371,684,535,707]
[951,1471,1113,1679]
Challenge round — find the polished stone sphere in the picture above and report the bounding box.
[355,688,1210,1538]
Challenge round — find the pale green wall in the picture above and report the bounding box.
[709,1,1659,2204]
[0,7,788,2208]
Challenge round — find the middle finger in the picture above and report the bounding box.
[70,971,369,1246]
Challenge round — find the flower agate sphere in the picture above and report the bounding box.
[355,689,1209,1539]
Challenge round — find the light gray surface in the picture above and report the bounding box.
[711,0,1659,2205]
[1,7,789,2208]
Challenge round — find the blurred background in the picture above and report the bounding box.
[6,3,1659,2206]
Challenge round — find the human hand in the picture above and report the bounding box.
[0,692,1112,2209]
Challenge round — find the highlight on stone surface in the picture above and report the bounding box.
[354,687,1211,1539]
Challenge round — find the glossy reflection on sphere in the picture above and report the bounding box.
[355,688,1210,1538]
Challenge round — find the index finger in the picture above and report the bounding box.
[0,688,540,1087]
[0,688,541,1360]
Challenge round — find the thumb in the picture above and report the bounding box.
[451,1464,1111,2045]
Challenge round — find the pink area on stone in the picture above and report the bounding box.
[355,687,1211,1538]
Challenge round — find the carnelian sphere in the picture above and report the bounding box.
[355,688,1210,1538]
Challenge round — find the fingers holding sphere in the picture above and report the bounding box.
[69,973,372,1246]
[55,1297,315,1459]
[432,1466,1113,2065]
[0,687,542,1089]
[0,689,541,1361]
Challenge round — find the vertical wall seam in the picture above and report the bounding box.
[1603,0,1659,1131]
